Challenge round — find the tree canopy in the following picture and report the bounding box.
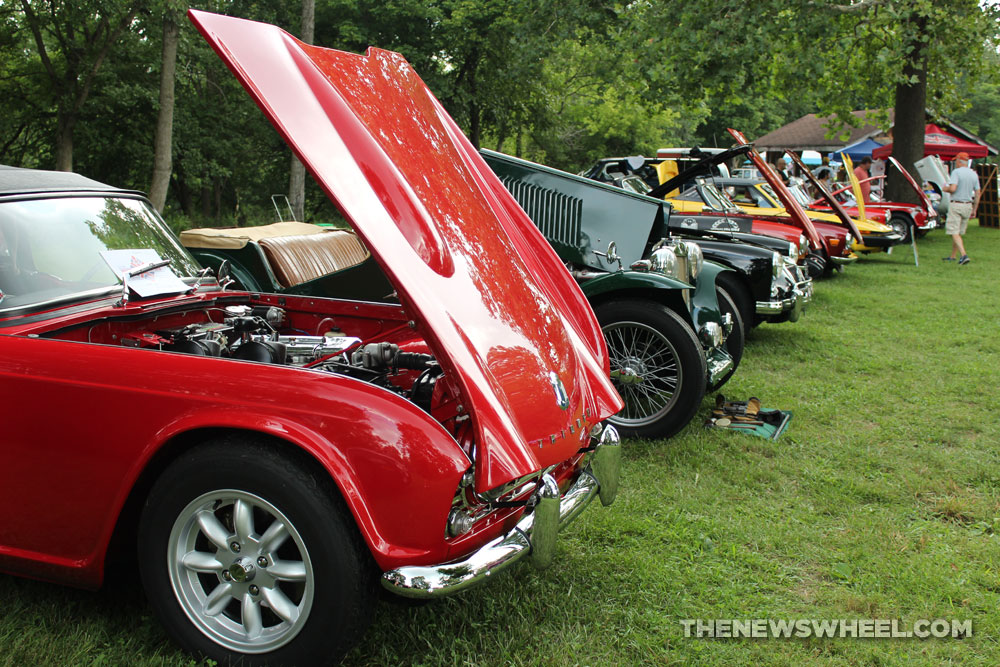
[1,0,997,225]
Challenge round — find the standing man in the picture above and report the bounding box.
[774,157,790,185]
[812,155,832,176]
[853,157,872,203]
[943,151,980,265]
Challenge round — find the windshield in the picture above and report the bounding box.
[787,184,813,206]
[0,195,202,310]
[701,182,740,212]
[619,175,652,195]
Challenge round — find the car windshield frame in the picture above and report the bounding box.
[0,193,206,313]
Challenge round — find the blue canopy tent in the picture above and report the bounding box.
[829,137,884,161]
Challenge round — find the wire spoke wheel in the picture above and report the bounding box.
[596,300,706,439]
[605,320,682,425]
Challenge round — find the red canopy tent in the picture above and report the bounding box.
[872,123,989,161]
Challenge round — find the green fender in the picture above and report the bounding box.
[580,270,692,301]
[690,261,725,333]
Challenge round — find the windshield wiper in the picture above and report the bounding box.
[116,259,172,308]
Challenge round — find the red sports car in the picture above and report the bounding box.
[0,10,624,665]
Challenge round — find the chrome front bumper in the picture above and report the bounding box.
[380,424,621,599]
[756,266,811,321]
[830,254,859,265]
[705,347,734,386]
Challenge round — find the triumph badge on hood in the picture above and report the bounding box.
[549,371,570,410]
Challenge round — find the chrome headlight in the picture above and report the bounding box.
[772,251,782,279]
[845,233,854,247]
[650,246,680,279]
[699,321,723,349]
[787,240,799,262]
[685,242,704,280]
[798,234,808,257]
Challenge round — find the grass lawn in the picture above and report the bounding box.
[1,225,998,666]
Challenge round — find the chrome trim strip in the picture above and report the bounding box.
[830,255,859,265]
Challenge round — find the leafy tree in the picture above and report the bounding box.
[802,0,1000,201]
[18,0,146,171]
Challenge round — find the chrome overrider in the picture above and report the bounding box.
[381,424,622,598]
[756,262,812,321]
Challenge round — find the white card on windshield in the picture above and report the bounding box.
[100,249,188,297]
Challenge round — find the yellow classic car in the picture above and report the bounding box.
[703,176,902,254]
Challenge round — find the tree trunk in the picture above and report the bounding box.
[468,100,481,149]
[288,0,315,221]
[201,184,212,218]
[214,178,223,220]
[54,112,75,171]
[150,14,180,213]
[887,16,927,204]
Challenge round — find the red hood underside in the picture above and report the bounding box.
[189,10,622,492]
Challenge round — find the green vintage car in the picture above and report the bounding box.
[481,149,740,440]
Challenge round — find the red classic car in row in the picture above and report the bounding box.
[0,10,624,665]
[815,156,938,243]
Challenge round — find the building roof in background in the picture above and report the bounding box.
[755,110,891,151]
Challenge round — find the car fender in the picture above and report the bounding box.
[580,270,693,319]
[0,336,470,587]
[690,260,724,333]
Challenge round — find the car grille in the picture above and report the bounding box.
[500,176,582,247]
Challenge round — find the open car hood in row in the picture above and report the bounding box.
[725,129,823,250]
[189,10,622,492]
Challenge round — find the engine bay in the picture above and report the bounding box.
[38,296,467,440]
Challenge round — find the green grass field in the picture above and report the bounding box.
[1,225,998,666]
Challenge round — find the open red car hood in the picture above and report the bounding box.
[726,129,823,250]
[189,10,621,491]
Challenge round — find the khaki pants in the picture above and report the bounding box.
[946,202,973,235]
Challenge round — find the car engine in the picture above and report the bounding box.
[113,304,443,412]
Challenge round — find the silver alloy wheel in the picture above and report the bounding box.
[166,489,315,654]
[603,320,682,427]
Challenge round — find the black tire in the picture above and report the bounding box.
[888,214,913,244]
[596,300,707,440]
[805,251,827,278]
[708,287,744,392]
[138,438,375,666]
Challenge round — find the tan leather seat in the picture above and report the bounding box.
[259,229,370,288]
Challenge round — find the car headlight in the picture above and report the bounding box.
[845,233,854,247]
[685,242,703,280]
[699,322,723,349]
[650,247,679,279]
[787,240,799,262]
[772,251,782,279]
[798,234,808,256]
